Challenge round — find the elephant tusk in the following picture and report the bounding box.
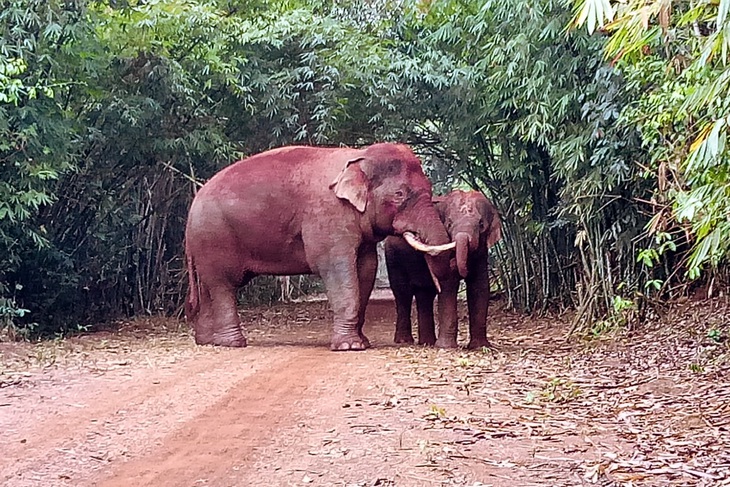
[402,232,456,256]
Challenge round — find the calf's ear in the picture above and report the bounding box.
[479,198,502,248]
[330,157,368,213]
[486,213,502,248]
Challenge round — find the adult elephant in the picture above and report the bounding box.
[384,190,502,349]
[185,143,455,351]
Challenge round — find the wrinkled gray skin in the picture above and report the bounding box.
[384,190,502,349]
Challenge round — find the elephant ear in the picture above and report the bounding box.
[486,213,502,248]
[330,157,368,213]
[480,198,502,248]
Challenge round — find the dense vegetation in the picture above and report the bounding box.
[1,0,727,337]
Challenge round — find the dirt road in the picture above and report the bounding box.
[2,298,729,486]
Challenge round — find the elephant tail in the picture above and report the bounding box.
[185,251,200,323]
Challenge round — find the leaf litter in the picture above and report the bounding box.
[369,298,730,486]
[1,298,728,486]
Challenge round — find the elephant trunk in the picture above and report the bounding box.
[455,232,470,278]
[394,196,452,281]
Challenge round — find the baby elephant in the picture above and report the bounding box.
[384,190,502,348]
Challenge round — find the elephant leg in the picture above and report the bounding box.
[394,300,414,344]
[193,275,250,347]
[392,287,414,344]
[466,256,491,349]
[319,250,368,351]
[414,289,437,346]
[385,245,415,344]
[355,244,378,349]
[435,278,460,348]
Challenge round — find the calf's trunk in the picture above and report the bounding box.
[455,232,470,278]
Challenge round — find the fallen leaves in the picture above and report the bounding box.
[2,298,728,486]
[362,299,730,485]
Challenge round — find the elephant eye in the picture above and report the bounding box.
[394,190,405,198]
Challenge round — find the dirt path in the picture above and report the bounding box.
[99,348,328,486]
[1,298,729,486]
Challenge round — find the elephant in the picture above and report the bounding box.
[184,143,456,351]
[384,190,502,349]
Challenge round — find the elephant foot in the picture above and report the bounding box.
[418,335,436,346]
[394,332,415,344]
[331,333,370,351]
[195,326,248,347]
[435,337,458,349]
[467,337,492,350]
[358,333,372,349]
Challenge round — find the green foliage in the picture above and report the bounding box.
[359,0,654,321]
[0,285,32,339]
[0,1,83,333]
[573,0,730,282]
[2,0,720,338]
[582,294,637,339]
[2,0,391,336]
[707,327,723,343]
[688,362,705,374]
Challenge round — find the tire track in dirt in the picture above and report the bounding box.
[2,348,223,467]
[1,345,318,487]
[95,347,350,487]
[2,299,410,487]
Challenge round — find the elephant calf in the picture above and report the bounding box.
[384,190,502,349]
